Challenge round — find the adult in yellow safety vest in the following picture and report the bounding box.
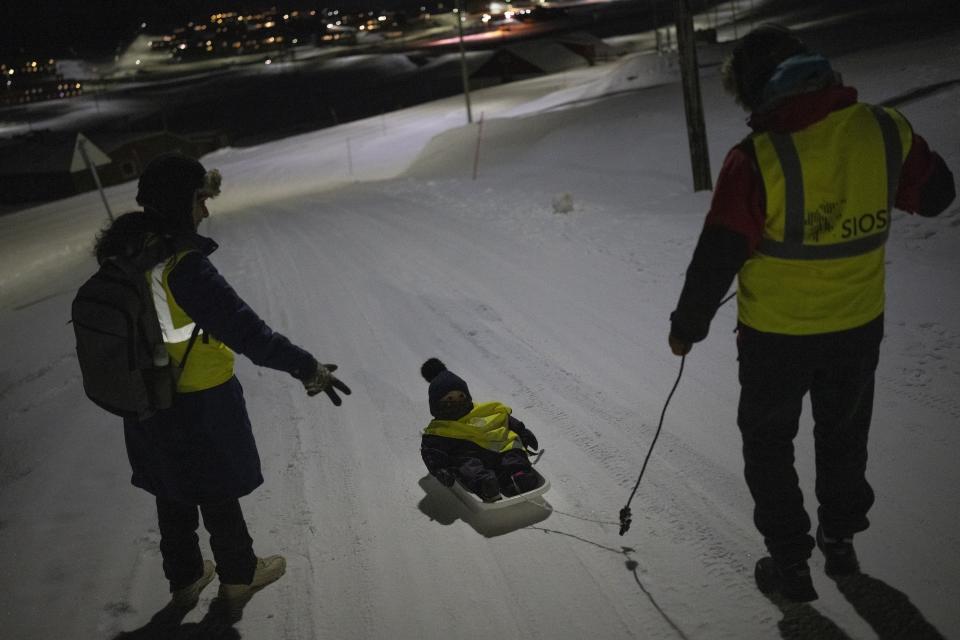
[93,152,351,612]
[668,25,955,603]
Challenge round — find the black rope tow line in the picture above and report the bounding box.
[619,354,685,536]
[617,289,737,535]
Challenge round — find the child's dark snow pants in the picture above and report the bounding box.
[455,449,533,496]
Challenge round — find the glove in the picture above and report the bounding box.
[302,363,352,406]
[433,468,457,487]
[668,334,692,356]
[519,428,539,452]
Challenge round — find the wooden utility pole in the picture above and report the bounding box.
[455,0,473,124]
[675,0,712,191]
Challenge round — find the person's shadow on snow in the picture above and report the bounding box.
[761,572,945,640]
[831,572,946,639]
[416,475,551,537]
[112,594,250,640]
[761,593,853,640]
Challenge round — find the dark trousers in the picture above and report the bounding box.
[456,449,532,494]
[736,316,882,565]
[156,497,257,590]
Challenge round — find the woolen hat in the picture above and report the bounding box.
[722,24,808,112]
[421,358,472,418]
[136,152,207,231]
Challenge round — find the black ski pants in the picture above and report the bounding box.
[736,315,883,566]
[156,496,257,590]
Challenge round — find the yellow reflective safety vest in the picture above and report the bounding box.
[148,249,235,392]
[422,402,523,453]
[737,103,912,334]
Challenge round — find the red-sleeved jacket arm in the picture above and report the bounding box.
[896,133,955,217]
[670,145,764,344]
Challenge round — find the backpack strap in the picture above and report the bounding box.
[179,324,202,371]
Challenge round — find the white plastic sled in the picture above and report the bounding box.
[449,468,551,512]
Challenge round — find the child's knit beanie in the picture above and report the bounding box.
[421,358,472,419]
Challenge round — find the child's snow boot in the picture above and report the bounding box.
[170,559,216,608]
[506,471,538,495]
[477,476,501,502]
[755,557,818,602]
[816,525,860,577]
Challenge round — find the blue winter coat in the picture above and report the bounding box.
[123,234,317,505]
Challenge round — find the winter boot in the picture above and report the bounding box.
[755,557,818,602]
[816,525,860,577]
[477,476,501,502]
[504,471,538,496]
[170,559,216,608]
[218,555,287,604]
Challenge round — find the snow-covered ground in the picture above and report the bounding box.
[1,9,959,640]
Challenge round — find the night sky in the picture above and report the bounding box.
[0,0,396,60]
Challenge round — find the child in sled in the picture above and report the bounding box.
[419,358,540,502]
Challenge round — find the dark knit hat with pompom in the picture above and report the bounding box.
[421,358,472,418]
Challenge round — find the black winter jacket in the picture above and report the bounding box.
[100,214,317,504]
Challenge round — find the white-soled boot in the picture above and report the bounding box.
[170,559,216,608]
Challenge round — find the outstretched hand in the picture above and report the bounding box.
[302,363,352,406]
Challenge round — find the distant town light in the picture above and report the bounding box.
[135,59,141,65]
[265,59,272,65]
[378,15,387,21]
[141,22,147,28]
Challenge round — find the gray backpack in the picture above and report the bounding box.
[72,251,198,420]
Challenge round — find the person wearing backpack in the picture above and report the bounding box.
[91,152,351,613]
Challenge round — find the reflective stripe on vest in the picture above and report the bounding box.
[423,402,523,453]
[148,250,235,392]
[737,103,912,335]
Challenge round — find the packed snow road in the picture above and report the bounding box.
[201,179,771,639]
[2,17,959,639]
